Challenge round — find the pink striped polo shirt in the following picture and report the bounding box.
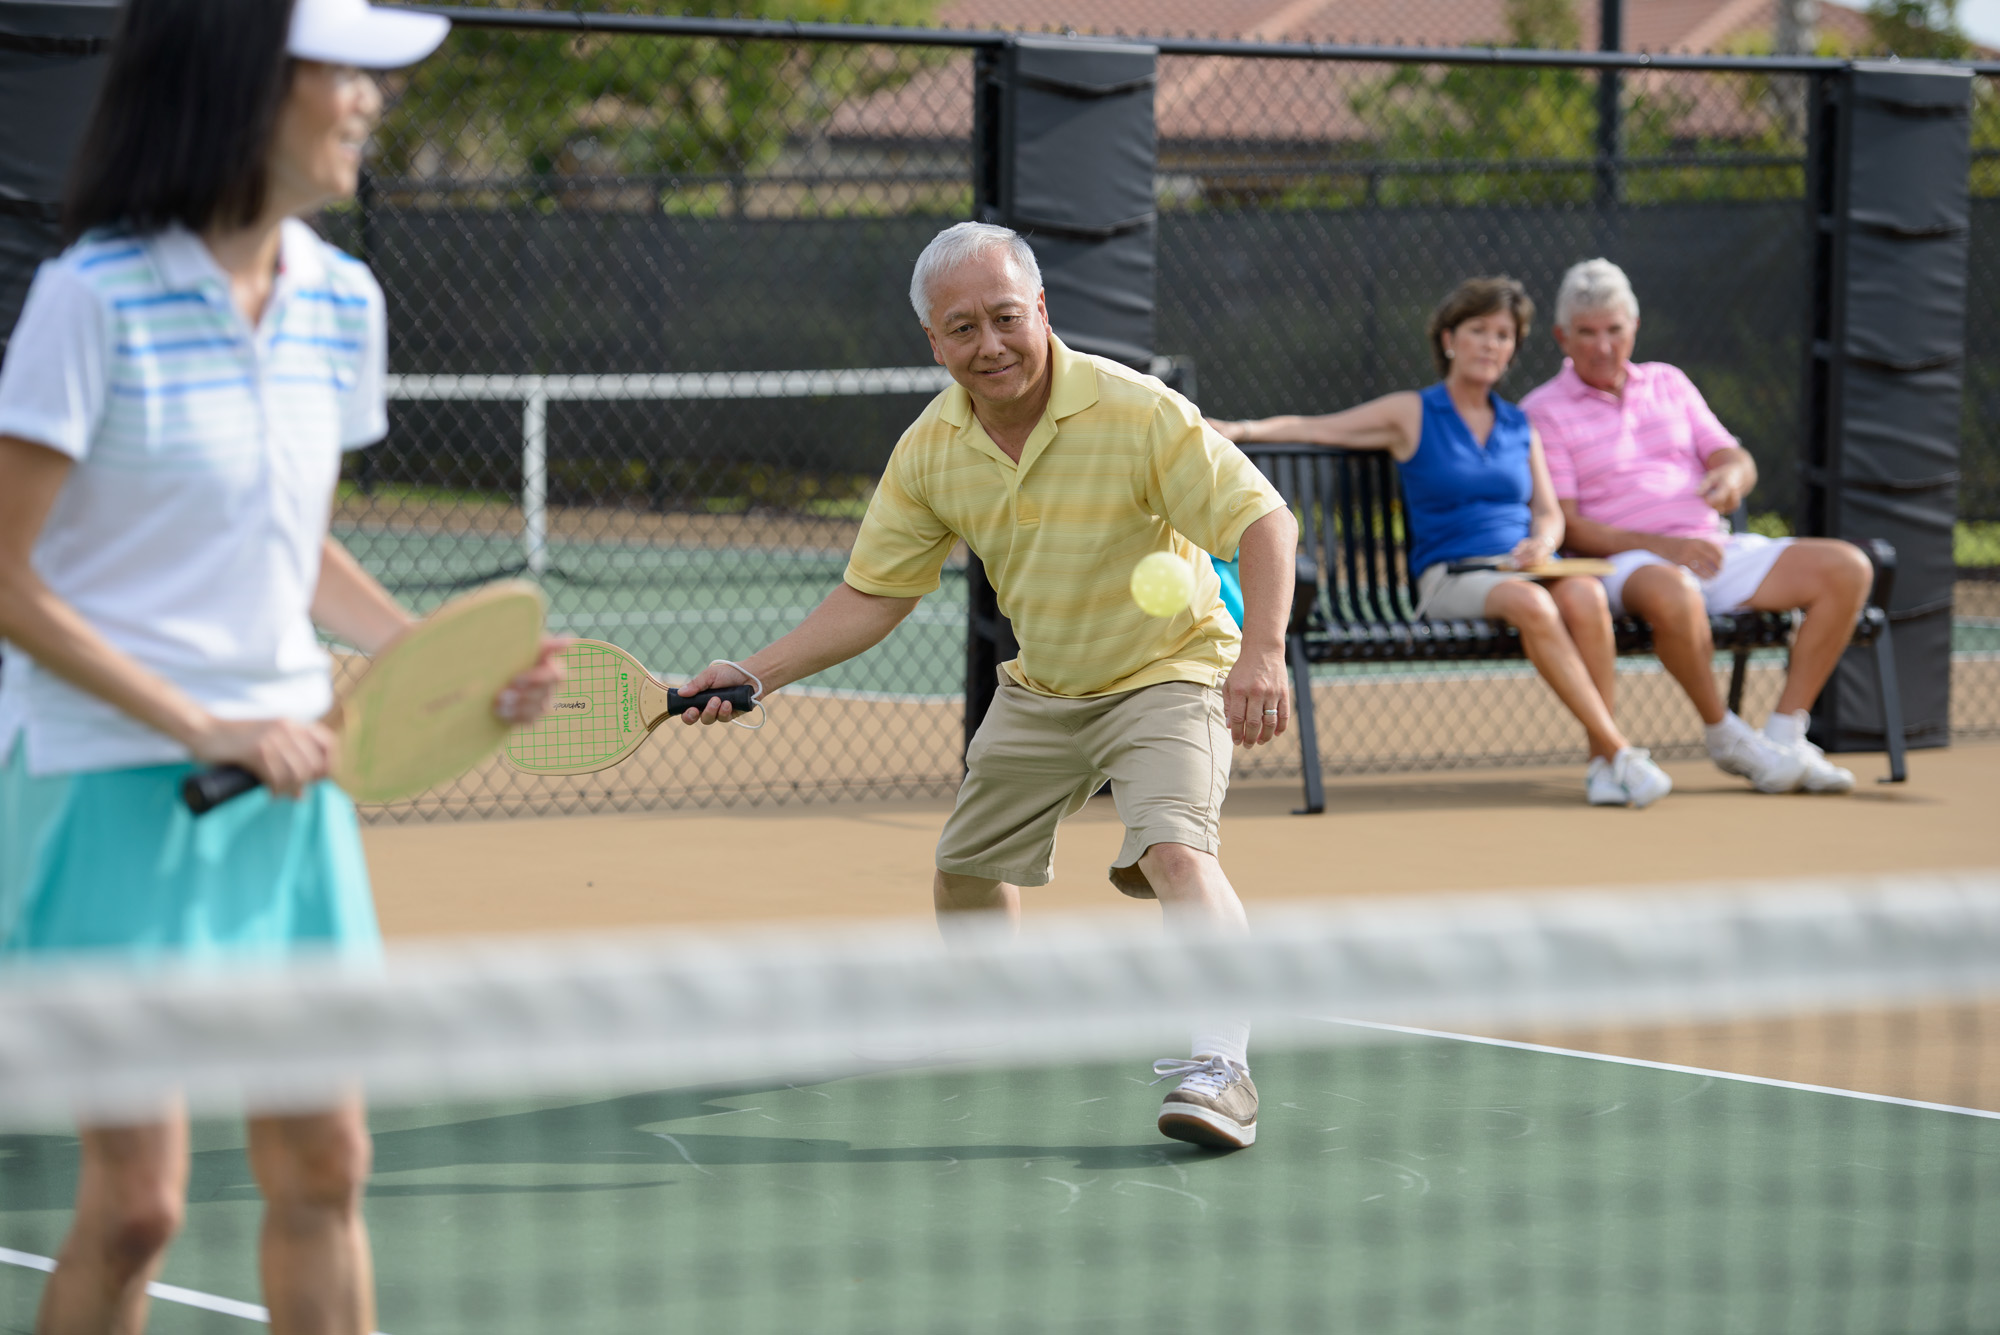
[1521,360,1738,539]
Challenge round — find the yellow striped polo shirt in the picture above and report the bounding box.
[844,335,1284,698]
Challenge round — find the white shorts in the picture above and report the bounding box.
[1602,533,1795,616]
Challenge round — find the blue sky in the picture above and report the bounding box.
[1957,0,2000,47]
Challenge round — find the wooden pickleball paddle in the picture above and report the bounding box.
[181,580,548,814]
[503,639,756,777]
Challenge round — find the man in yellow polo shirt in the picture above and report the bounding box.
[677,221,1296,1150]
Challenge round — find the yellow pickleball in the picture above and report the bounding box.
[1130,551,1196,618]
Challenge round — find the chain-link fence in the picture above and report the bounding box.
[326,11,1998,818]
[1955,74,2000,744]
[425,0,1972,60]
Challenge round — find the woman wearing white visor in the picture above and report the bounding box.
[0,1,560,1330]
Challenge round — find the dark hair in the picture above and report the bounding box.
[64,0,299,241]
[1426,276,1535,380]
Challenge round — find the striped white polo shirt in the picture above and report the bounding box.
[0,220,388,775]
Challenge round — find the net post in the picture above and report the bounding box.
[522,380,549,577]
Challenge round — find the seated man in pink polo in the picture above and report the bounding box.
[1522,259,1872,794]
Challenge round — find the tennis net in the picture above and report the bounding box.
[3,871,1998,1333]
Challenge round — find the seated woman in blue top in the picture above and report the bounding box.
[1209,277,1671,808]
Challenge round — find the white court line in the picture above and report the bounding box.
[0,1245,347,1327]
[1325,1017,2000,1121]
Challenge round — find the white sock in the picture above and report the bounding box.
[1765,709,1807,748]
[1192,1023,1250,1071]
[1704,711,1749,750]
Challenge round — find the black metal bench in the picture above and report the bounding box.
[1242,443,1908,815]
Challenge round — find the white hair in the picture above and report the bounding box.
[909,221,1043,325]
[1554,258,1640,331]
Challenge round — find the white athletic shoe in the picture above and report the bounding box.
[1610,747,1673,809]
[1709,720,1807,793]
[1153,1055,1257,1150]
[1763,712,1856,794]
[1585,757,1628,806]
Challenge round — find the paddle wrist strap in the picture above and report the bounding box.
[709,660,767,730]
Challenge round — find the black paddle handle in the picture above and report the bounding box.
[665,685,756,716]
[182,765,261,815]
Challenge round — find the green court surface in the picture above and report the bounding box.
[338,526,2000,702]
[4,1029,1995,1334]
[337,526,968,699]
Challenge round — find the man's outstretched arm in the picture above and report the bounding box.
[675,582,920,722]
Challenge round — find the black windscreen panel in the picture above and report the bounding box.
[978,36,1157,369]
[963,37,1160,743]
[1804,62,1971,753]
[0,0,118,355]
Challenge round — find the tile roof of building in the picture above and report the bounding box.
[829,2,1878,146]
[910,0,1873,49]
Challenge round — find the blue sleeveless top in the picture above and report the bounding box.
[1397,383,1534,575]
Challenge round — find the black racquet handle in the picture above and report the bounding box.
[665,685,756,716]
[182,764,261,815]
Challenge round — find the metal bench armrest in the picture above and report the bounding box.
[1858,537,1897,613]
[1289,552,1319,638]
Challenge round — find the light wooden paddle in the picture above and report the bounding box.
[503,639,755,777]
[181,580,548,814]
[1446,557,1617,578]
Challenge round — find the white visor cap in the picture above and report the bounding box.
[288,0,449,69]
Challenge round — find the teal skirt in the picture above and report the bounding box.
[1,742,380,963]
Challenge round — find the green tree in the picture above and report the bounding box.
[1507,0,1581,49]
[1347,0,1687,206]
[1865,1,1974,58]
[371,0,941,204]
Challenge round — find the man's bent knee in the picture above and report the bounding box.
[1136,843,1208,875]
[935,870,1009,910]
[1826,540,1873,599]
[1135,841,1217,884]
[1625,566,1705,628]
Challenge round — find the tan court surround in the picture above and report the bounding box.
[370,741,2000,936]
[366,741,2000,1112]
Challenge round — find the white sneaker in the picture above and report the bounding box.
[1585,757,1628,806]
[1763,713,1856,794]
[1610,746,1673,809]
[1794,744,1857,793]
[1709,721,1806,793]
[1153,1055,1257,1150]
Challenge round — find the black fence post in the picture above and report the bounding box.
[963,44,1010,757]
[1595,0,1623,207]
[1801,68,1844,542]
[961,35,1160,757]
[1800,61,1972,757]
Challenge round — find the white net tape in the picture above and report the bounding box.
[3,871,1997,1123]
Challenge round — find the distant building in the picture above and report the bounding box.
[818,0,1883,204]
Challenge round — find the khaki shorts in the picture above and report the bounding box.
[936,677,1231,897]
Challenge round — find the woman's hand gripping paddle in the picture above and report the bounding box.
[182,580,549,814]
